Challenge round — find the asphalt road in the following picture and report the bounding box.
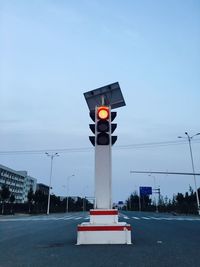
[0,211,200,267]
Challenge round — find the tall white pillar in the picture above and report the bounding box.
[95,145,112,209]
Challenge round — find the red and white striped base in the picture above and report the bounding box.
[77,209,132,245]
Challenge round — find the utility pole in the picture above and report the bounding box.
[45,152,59,215]
[178,132,200,215]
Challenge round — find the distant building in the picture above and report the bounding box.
[0,164,37,203]
[18,171,37,202]
[36,183,49,195]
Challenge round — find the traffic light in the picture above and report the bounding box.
[96,106,110,145]
[89,106,117,146]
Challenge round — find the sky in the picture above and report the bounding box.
[0,0,200,203]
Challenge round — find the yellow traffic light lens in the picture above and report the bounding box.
[98,110,108,119]
[97,107,109,120]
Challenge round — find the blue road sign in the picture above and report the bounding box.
[139,186,152,196]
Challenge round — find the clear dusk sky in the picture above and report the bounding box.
[0,0,200,203]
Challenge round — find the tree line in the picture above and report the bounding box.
[0,185,93,215]
[1,184,200,215]
[126,186,200,215]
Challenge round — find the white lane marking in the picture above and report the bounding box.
[1,215,200,222]
[0,217,49,221]
[174,218,185,221]
[63,216,74,220]
[62,216,72,220]
[132,217,140,220]
[53,217,66,220]
[74,217,83,220]
[0,219,28,222]
[184,218,200,221]
[31,218,47,221]
[149,217,162,220]
[0,216,80,222]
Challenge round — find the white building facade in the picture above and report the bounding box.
[0,164,37,203]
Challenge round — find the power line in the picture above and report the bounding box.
[0,139,199,155]
[115,139,200,150]
[130,170,200,176]
[0,147,92,155]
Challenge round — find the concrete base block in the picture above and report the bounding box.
[90,209,119,224]
[77,222,132,245]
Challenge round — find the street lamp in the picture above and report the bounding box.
[149,174,159,213]
[178,132,200,215]
[45,152,59,215]
[82,185,89,212]
[66,174,75,212]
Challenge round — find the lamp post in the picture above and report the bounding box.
[82,185,89,212]
[66,174,75,212]
[149,174,159,212]
[45,152,59,215]
[178,132,200,215]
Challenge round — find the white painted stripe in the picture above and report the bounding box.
[161,218,173,220]
[149,217,162,220]
[62,216,72,220]
[24,218,40,221]
[31,218,49,221]
[141,217,151,220]
[174,218,185,221]
[1,216,200,222]
[132,217,140,220]
[74,217,83,220]
[0,216,76,221]
[0,219,26,222]
[63,217,74,220]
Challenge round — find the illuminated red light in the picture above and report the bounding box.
[97,106,109,120]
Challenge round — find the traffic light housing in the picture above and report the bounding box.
[89,106,117,146]
[96,106,110,145]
